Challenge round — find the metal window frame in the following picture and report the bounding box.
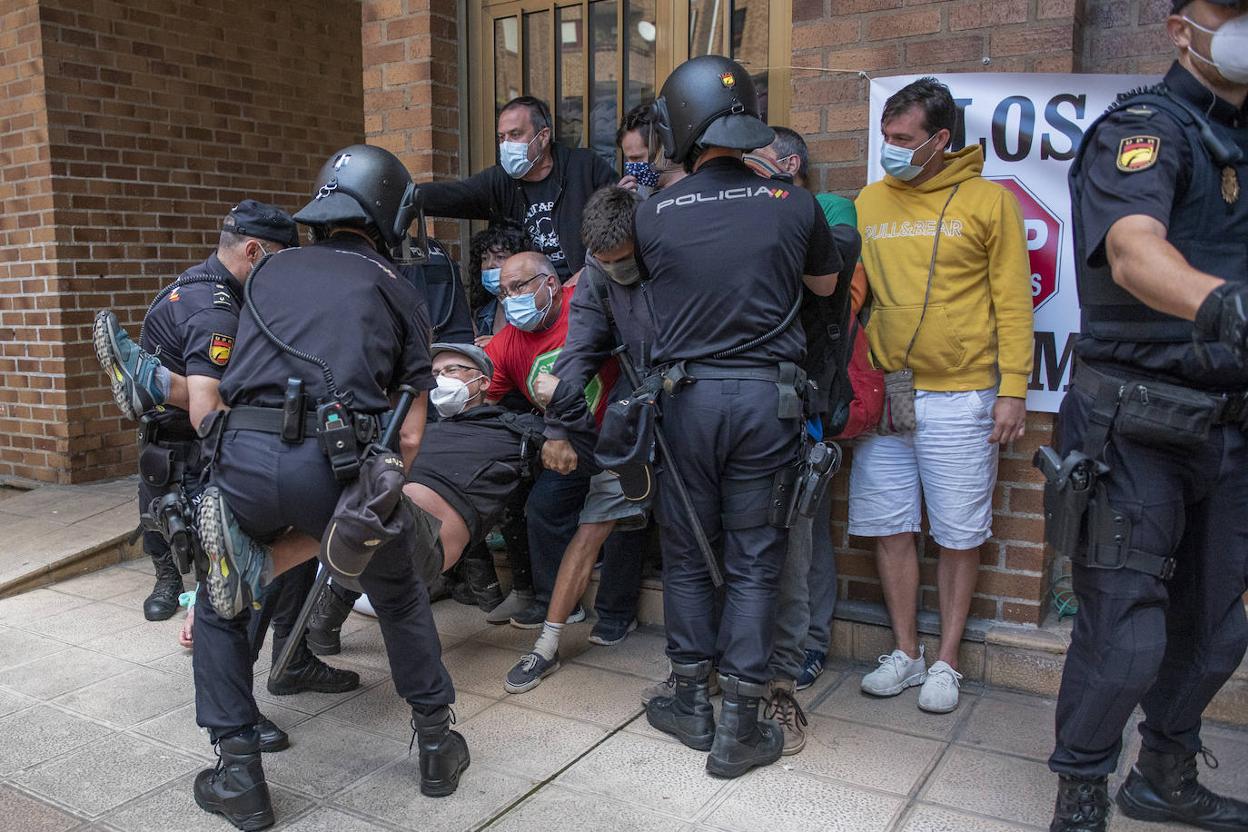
[468,0,790,175]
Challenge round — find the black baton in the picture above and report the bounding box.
[612,345,724,588]
[270,385,420,682]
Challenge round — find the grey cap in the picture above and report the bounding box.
[431,342,493,378]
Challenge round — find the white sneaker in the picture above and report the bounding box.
[917,660,963,713]
[860,647,927,697]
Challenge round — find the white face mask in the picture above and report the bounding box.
[499,132,543,179]
[1184,15,1248,85]
[430,373,484,418]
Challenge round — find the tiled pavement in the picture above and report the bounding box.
[0,561,1244,832]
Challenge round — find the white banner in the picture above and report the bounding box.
[867,73,1156,413]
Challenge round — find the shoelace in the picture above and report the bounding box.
[927,665,963,689]
[764,689,808,732]
[1177,747,1225,809]
[518,652,544,674]
[1063,781,1110,824]
[408,707,457,754]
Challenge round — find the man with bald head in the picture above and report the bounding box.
[484,252,621,629]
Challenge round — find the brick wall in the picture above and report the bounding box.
[0,0,60,482]
[361,0,464,246]
[790,0,1176,626]
[0,0,365,483]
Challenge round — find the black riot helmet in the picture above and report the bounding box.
[652,55,775,166]
[294,144,426,260]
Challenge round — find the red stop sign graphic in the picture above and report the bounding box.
[989,176,1063,311]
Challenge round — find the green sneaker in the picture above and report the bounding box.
[197,487,269,619]
[92,310,167,420]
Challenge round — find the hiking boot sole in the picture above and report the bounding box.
[93,311,140,421]
[199,490,247,620]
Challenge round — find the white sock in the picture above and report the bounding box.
[533,620,563,661]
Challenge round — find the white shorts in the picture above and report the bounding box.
[848,388,999,550]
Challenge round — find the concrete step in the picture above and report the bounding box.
[0,477,144,599]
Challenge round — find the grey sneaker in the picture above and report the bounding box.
[486,588,534,625]
[198,487,269,619]
[504,651,559,694]
[917,660,963,713]
[93,310,167,420]
[861,647,927,697]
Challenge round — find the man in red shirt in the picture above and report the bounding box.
[485,252,621,632]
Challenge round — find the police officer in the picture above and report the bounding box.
[1048,3,1248,829]
[637,55,846,779]
[92,201,360,733]
[95,201,298,621]
[187,146,468,830]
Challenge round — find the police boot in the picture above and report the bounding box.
[706,674,783,779]
[462,549,504,612]
[266,633,360,696]
[143,550,184,621]
[306,583,353,656]
[193,729,275,831]
[1050,775,1110,832]
[1116,746,1248,830]
[645,659,715,751]
[410,705,470,798]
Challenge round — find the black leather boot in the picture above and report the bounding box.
[306,583,353,656]
[1117,747,1248,830]
[706,674,782,779]
[143,550,184,621]
[645,659,715,751]
[410,706,470,797]
[193,729,275,831]
[1049,775,1110,832]
[266,651,360,696]
[254,716,288,753]
[463,547,504,612]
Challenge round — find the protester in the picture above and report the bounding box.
[851,77,1033,714]
[502,185,652,694]
[420,96,623,282]
[469,221,527,347]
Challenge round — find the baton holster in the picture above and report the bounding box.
[768,463,802,529]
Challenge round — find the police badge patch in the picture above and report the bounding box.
[1116,135,1160,172]
[209,333,234,366]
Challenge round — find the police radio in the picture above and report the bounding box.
[316,400,361,482]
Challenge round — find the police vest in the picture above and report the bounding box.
[1072,87,1248,345]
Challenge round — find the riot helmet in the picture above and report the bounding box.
[294,145,423,257]
[652,55,774,166]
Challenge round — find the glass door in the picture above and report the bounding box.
[469,0,790,175]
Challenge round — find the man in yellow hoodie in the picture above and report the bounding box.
[850,78,1033,714]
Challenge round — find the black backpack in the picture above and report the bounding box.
[801,222,861,436]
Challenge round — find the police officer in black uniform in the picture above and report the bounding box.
[106,201,299,621]
[93,201,360,745]
[637,56,846,779]
[1046,3,1248,830]
[188,146,468,830]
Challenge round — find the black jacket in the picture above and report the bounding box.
[420,143,617,279]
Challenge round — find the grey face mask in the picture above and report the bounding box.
[597,255,641,286]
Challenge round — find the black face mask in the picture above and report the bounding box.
[594,254,641,286]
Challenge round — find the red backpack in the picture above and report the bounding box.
[833,314,884,440]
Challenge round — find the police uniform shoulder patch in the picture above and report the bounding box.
[1116,135,1160,173]
[209,332,234,366]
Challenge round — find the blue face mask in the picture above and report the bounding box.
[499,133,541,179]
[880,132,941,182]
[480,267,501,296]
[503,281,552,331]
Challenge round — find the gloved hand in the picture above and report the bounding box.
[1194,281,1248,363]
